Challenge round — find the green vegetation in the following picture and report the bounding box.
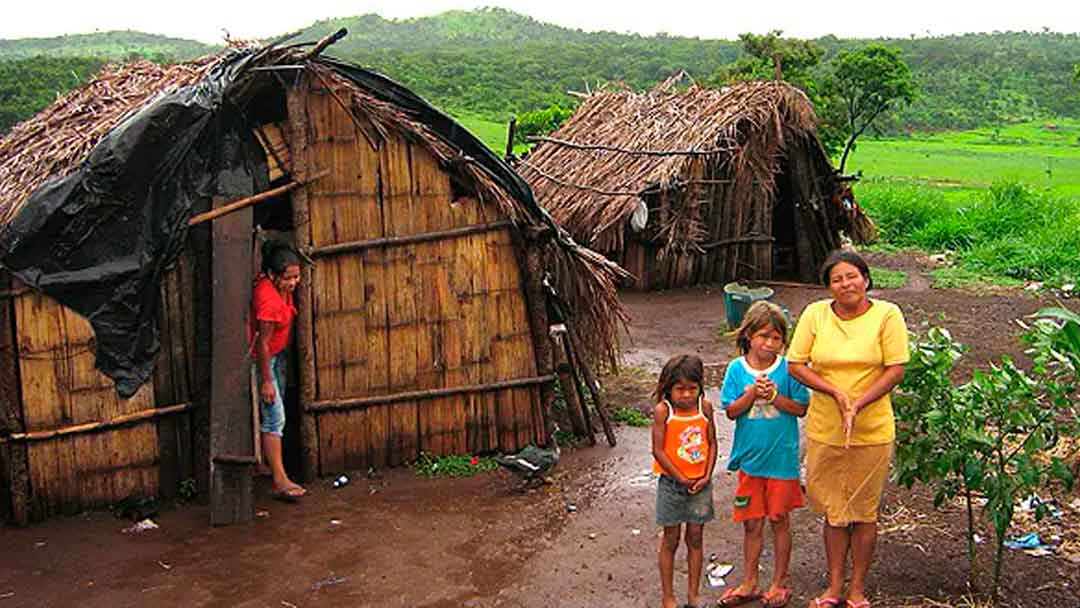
[4,9,1080,136]
[0,57,104,131]
[827,44,916,172]
[895,324,1079,600]
[611,406,652,427]
[860,180,1080,285]
[847,118,1080,199]
[928,267,1024,290]
[869,267,908,289]
[412,452,498,477]
[0,31,213,61]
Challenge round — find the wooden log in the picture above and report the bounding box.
[308,221,513,258]
[186,171,330,227]
[0,287,29,301]
[0,271,30,525]
[209,195,254,526]
[567,327,617,447]
[504,117,517,160]
[550,327,587,438]
[286,75,321,482]
[520,236,555,442]
[306,375,556,413]
[562,334,597,446]
[0,403,193,443]
[700,234,776,250]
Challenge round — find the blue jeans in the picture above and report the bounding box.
[255,353,287,435]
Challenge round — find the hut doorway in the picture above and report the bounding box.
[251,188,303,480]
[771,165,801,281]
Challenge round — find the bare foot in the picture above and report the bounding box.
[660,595,678,608]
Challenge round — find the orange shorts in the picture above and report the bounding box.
[732,471,804,522]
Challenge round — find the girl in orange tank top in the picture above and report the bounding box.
[651,355,717,608]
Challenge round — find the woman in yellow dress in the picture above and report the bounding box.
[787,251,909,608]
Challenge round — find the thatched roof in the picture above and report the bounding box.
[0,39,627,390]
[518,77,831,253]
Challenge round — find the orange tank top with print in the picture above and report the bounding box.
[652,397,710,479]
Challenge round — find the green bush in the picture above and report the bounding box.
[861,181,1080,285]
[611,406,652,427]
[858,184,947,244]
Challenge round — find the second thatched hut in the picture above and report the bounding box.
[518,76,873,289]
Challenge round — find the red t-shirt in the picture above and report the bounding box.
[248,275,297,357]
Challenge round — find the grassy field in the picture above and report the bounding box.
[847,118,1080,200]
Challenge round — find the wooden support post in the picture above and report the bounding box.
[189,221,213,503]
[524,247,555,441]
[564,335,597,446]
[504,117,517,161]
[0,272,30,525]
[286,74,320,483]
[209,195,255,526]
[567,326,617,447]
[550,326,588,439]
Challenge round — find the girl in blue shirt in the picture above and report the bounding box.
[718,301,809,608]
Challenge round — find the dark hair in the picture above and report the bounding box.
[653,354,704,403]
[820,249,873,291]
[261,239,301,276]
[735,301,789,354]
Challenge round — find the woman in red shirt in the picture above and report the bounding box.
[250,240,304,501]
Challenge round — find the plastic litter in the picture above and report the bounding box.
[631,529,641,536]
[566,503,577,513]
[706,562,734,589]
[1003,532,1046,550]
[332,475,349,489]
[311,574,347,592]
[122,519,160,534]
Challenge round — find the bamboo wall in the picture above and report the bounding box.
[290,78,543,476]
[619,139,834,290]
[0,260,195,523]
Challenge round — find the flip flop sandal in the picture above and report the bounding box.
[762,587,793,608]
[271,486,306,503]
[810,598,844,607]
[717,587,762,607]
[845,601,871,608]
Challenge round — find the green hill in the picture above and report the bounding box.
[0,30,214,61]
[2,8,1079,136]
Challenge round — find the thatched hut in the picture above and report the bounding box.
[0,33,625,525]
[518,76,873,290]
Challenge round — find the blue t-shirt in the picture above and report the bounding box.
[720,355,809,480]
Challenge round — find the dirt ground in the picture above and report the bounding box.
[2,252,1079,608]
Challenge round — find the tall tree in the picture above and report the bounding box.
[826,44,917,173]
[710,31,845,155]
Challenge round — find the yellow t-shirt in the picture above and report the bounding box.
[787,298,909,447]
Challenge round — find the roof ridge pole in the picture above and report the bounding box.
[300,28,348,61]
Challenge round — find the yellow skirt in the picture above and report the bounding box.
[805,438,892,526]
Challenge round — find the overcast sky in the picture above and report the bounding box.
[4,0,1080,43]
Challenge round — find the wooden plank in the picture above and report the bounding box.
[379,135,419,466]
[412,144,454,457]
[287,75,322,482]
[187,222,213,501]
[0,271,29,524]
[209,194,254,526]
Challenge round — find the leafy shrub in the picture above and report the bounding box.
[412,453,498,477]
[611,406,652,427]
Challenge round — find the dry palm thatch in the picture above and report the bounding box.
[0,40,627,366]
[520,78,866,257]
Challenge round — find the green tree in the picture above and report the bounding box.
[709,31,845,156]
[825,44,917,172]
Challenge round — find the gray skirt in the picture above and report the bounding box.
[656,474,715,526]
